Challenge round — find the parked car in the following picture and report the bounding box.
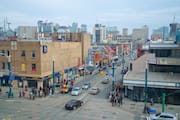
[82,82,91,90]
[65,99,83,110]
[89,87,100,95]
[101,77,110,84]
[149,112,177,120]
[71,87,82,96]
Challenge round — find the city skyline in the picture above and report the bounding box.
[1,0,180,34]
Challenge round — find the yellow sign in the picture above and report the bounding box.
[99,71,104,78]
[21,64,25,71]
[61,70,64,76]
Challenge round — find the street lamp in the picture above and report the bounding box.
[143,61,148,113]
[0,53,12,98]
[52,59,55,95]
[112,63,115,92]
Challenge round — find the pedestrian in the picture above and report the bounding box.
[150,98,154,106]
[22,90,25,97]
[19,89,22,98]
[117,95,121,107]
[111,94,115,106]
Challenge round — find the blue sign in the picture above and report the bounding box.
[9,74,15,81]
[42,45,48,53]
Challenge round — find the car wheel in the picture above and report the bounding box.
[73,106,77,110]
[80,102,83,106]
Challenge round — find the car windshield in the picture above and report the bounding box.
[72,88,80,91]
[155,113,161,116]
[68,100,77,103]
[92,88,97,90]
[84,83,89,85]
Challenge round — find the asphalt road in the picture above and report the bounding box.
[0,70,139,120]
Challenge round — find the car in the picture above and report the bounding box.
[89,87,100,95]
[65,99,83,110]
[101,77,110,84]
[149,112,177,120]
[60,84,70,93]
[71,87,82,96]
[82,82,91,90]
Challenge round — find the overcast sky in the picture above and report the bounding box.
[1,0,180,34]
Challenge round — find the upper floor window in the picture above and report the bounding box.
[21,50,26,57]
[1,50,5,56]
[2,62,5,69]
[32,64,36,72]
[7,50,10,56]
[31,51,36,58]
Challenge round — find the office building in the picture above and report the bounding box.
[93,24,106,43]
[152,26,169,41]
[17,26,37,40]
[132,25,149,40]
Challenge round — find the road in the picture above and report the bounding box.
[0,69,139,120]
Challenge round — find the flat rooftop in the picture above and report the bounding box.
[123,71,180,89]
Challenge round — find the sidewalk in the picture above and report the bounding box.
[120,98,180,119]
[0,76,85,100]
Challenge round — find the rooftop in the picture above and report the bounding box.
[124,71,180,89]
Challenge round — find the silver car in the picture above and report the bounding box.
[82,82,91,90]
[89,87,100,95]
[149,112,177,120]
[71,87,81,96]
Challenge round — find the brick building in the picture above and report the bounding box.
[0,38,91,89]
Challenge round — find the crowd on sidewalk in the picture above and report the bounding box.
[0,75,84,100]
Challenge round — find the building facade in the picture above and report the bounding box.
[0,39,91,89]
[124,41,180,104]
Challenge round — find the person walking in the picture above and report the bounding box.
[150,98,154,106]
[111,94,115,106]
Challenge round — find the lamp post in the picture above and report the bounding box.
[0,53,12,97]
[143,61,148,113]
[112,63,115,92]
[52,59,55,95]
[162,93,166,112]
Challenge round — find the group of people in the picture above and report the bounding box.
[109,87,124,107]
[18,86,55,100]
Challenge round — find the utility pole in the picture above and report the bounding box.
[52,60,55,94]
[112,63,115,92]
[162,93,166,112]
[143,61,148,113]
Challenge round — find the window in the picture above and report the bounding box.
[31,51,36,58]
[21,50,26,57]
[7,50,10,56]
[32,64,36,72]
[21,64,26,71]
[1,50,5,56]
[2,62,5,69]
